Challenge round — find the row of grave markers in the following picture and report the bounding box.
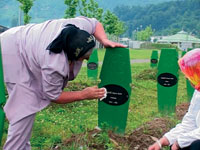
[0,47,196,145]
[87,48,195,134]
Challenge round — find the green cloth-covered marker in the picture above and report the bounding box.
[150,50,158,68]
[185,48,195,101]
[157,48,179,114]
[98,48,132,134]
[87,49,98,80]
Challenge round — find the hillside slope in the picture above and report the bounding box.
[0,0,175,27]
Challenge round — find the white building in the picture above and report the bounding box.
[157,31,200,51]
[119,38,144,49]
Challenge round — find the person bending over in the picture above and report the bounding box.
[0,16,126,150]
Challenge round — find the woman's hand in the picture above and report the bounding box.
[82,86,106,100]
[171,141,180,150]
[101,39,127,48]
[148,142,162,150]
[148,143,160,150]
[148,137,170,150]
[94,22,127,48]
[54,86,106,104]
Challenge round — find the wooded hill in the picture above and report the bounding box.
[0,0,175,27]
[96,0,176,10]
[114,0,200,38]
[0,0,199,38]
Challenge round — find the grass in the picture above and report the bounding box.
[95,48,182,62]
[96,48,161,62]
[1,49,188,149]
[129,49,160,59]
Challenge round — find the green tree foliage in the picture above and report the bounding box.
[64,0,79,18]
[0,0,175,27]
[17,0,34,24]
[64,0,125,36]
[136,25,153,41]
[95,0,176,10]
[79,0,103,22]
[103,10,125,36]
[114,0,200,38]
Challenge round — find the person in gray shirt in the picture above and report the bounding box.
[0,16,126,150]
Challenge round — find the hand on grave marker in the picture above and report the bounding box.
[94,22,127,48]
[99,88,107,101]
[82,86,106,100]
[101,39,127,48]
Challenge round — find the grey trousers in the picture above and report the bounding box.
[3,83,36,150]
[3,114,36,150]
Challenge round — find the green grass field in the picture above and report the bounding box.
[97,48,161,61]
[1,49,188,149]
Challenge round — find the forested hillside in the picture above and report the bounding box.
[0,0,199,38]
[96,0,176,10]
[0,0,175,27]
[0,0,66,27]
[114,0,200,37]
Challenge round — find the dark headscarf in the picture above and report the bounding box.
[46,24,95,61]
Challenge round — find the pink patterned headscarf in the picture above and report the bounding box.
[178,48,200,90]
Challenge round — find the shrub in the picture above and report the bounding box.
[141,42,178,50]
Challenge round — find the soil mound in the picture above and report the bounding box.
[55,103,190,150]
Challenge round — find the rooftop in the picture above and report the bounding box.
[158,30,200,43]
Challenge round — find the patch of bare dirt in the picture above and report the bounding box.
[176,102,190,120]
[55,102,190,150]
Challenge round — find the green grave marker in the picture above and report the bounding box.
[0,43,6,146]
[185,48,195,101]
[157,48,179,114]
[150,50,158,68]
[98,48,132,134]
[87,49,98,80]
[186,80,195,101]
[187,48,193,51]
[181,51,186,57]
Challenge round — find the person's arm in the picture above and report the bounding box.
[93,22,127,48]
[53,86,105,104]
[149,90,200,150]
[148,136,170,150]
[163,91,200,148]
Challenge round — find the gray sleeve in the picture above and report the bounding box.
[41,51,69,100]
[65,16,98,34]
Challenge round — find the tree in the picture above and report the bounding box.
[79,0,103,22]
[64,0,126,37]
[64,0,79,18]
[113,0,200,38]
[136,25,153,41]
[103,10,125,36]
[17,0,34,24]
